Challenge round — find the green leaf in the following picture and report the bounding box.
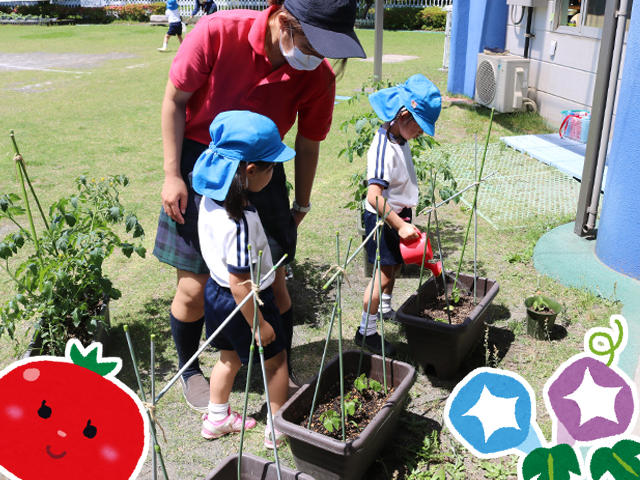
[42,281,53,300]
[0,242,13,260]
[109,207,121,222]
[64,214,76,227]
[125,214,137,232]
[354,374,367,393]
[68,341,119,377]
[12,233,24,248]
[134,245,146,258]
[522,444,581,480]
[591,439,640,480]
[121,243,134,258]
[369,379,382,392]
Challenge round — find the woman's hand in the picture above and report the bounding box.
[398,222,420,241]
[161,174,188,224]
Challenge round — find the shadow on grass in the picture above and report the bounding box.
[107,296,175,394]
[367,409,446,479]
[289,259,335,328]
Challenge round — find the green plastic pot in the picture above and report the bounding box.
[524,296,562,340]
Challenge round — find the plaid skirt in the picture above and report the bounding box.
[153,139,297,274]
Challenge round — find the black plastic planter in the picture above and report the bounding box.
[274,350,416,480]
[395,272,499,380]
[23,298,111,359]
[205,453,313,480]
[525,296,562,340]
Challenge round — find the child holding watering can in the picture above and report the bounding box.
[356,74,442,355]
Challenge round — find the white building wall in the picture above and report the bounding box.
[504,1,627,127]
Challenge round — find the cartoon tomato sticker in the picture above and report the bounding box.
[0,340,149,480]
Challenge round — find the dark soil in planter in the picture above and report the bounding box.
[417,289,476,324]
[528,305,556,315]
[300,373,395,442]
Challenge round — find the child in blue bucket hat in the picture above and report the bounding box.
[192,110,295,449]
[356,74,442,356]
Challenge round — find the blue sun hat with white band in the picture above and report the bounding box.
[192,111,296,201]
[368,74,442,136]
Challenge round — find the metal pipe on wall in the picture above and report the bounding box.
[584,0,630,233]
[523,6,533,58]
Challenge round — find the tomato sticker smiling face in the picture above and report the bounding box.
[0,340,149,480]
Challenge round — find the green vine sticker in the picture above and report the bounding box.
[586,315,626,367]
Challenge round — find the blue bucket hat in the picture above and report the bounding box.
[192,111,296,201]
[368,74,442,136]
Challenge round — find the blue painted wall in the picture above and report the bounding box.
[447,0,509,97]
[595,11,640,280]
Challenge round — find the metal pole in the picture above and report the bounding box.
[574,0,621,236]
[373,0,383,81]
[151,334,157,480]
[584,0,629,233]
[474,133,478,306]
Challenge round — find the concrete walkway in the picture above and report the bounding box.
[534,222,640,434]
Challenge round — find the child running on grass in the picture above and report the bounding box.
[192,110,293,449]
[356,74,442,356]
[157,0,184,52]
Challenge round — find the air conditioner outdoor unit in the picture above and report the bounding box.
[475,53,530,113]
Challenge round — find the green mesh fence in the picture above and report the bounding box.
[424,143,582,230]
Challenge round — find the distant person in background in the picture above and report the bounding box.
[187,0,217,23]
[158,0,184,52]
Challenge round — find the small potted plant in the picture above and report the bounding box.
[524,295,562,340]
[0,133,146,357]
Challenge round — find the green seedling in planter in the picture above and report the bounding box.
[354,373,381,394]
[0,133,145,355]
[529,296,552,313]
[320,410,341,433]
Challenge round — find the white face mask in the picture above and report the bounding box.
[279,30,323,71]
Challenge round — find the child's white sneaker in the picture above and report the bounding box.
[201,407,256,440]
[264,426,286,449]
[157,47,167,52]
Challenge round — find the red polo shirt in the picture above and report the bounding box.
[169,6,336,145]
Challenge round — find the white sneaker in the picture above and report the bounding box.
[201,407,256,440]
[157,47,167,52]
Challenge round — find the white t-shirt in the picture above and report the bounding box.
[365,126,419,214]
[166,8,181,24]
[198,197,274,290]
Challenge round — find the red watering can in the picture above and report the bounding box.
[399,232,442,276]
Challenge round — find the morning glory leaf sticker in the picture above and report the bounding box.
[445,367,545,458]
[587,438,640,480]
[544,316,637,446]
[521,444,582,480]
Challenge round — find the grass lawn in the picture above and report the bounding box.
[0,24,621,479]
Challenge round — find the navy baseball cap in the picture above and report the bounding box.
[368,74,442,136]
[283,0,366,59]
[192,111,296,201]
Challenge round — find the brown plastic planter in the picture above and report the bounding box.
[23,298,111,359]
[205,453,314,480]
[395,272,499,380]
[274,350,416,480]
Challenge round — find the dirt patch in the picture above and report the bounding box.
[0,52,137,71]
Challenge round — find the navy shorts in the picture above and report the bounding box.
[204,279,285,365]
[167,22,183,36]
[364,207,412,266]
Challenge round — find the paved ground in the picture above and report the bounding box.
[0,52,136,73]
[533,222,640,433]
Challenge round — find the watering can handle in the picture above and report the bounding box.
[559,114,577,139]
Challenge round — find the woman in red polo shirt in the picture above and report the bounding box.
[153,0,366,413]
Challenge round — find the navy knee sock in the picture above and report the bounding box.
[170,312,204,380]
[281,307,294,374]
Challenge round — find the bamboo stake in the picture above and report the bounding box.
[453,109,494,291]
